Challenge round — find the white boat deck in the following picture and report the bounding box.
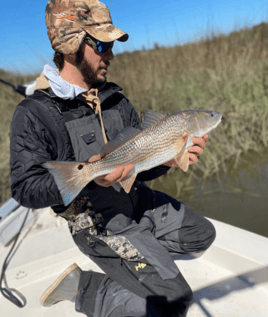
[0,207,268,317]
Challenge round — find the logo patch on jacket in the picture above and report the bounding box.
[135,263,147,271]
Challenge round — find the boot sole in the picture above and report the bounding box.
[40,263,78,307]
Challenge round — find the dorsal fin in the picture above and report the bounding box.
[101,126,142,156]
[142,109,167,130]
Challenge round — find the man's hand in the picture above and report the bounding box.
[88,154,134,187]
[163,134,209,167]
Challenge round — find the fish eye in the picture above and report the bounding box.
[78,164,84,170]
[211,113,214,117]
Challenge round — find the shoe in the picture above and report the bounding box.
[40,263,82,307]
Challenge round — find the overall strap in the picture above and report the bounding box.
[111,92,127,128]
[36,89,76,123]
[27,89,76,161]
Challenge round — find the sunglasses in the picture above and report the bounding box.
[84,35,113,54]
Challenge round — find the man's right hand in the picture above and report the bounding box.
[88,154,134,187]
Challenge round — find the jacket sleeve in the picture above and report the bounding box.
[124,98,171,182]
[10,101,64,209]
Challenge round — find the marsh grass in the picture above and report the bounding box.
[1,23,268,203]
[107,23,268,197]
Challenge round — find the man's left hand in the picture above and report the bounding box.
[163,134,209,167]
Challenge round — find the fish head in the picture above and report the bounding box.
[182,110,222,137]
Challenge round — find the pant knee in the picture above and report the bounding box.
[179,210,216,254]
[158,272,194,304]
[203,218,216,248]
[155,274,194,316]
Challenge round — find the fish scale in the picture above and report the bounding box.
[42,109,222,205]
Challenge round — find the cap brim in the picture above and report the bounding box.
[83,23,129,42]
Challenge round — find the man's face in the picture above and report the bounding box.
[76,40,114,86]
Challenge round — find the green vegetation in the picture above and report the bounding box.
[108,23,268,197]
[1,22,268,204]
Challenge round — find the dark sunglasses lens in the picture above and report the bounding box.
[96,41,111,53]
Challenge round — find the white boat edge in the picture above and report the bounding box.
[0,207,267,317]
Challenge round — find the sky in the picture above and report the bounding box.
[1,0,268,74]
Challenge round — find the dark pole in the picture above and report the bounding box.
[0,78,26,97]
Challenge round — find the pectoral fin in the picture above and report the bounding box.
[120,174,137,193]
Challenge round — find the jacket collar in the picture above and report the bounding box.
[36,65,122,104]
[47,81,122,104]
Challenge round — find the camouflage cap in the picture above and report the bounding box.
[45,0,129,54]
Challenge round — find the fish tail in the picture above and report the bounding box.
[42,161,92,206]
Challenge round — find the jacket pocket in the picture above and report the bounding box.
[81,131,96,145]
[66,116,105,161]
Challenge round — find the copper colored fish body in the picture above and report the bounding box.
[42,109,222,205]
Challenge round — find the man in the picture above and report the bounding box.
[9,0,215,316]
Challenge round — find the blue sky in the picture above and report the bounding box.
[1,0,268,74]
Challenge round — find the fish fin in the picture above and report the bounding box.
[120,174,137,193]
[42,161,90,206]
[173,133,191,161]
[173,153,182,166]
[173,149,184,167]
[142,109,167,130]
[172,135,190,171]
[177,151,189,172]
[101,127,141,156]
[174,134,189,154]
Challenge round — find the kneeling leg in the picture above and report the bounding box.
[156,203,216,255]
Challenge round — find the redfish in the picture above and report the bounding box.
[42,109,222,205]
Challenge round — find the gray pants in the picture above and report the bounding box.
[73,197,216,317]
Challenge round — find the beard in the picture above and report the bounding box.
[75,48,106,87]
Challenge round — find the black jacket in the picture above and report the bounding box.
[10,82,170,216]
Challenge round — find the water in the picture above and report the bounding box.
[148,149,268,238]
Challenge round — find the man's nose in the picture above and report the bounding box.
[105,47,114,61]
[103,44,114,61]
